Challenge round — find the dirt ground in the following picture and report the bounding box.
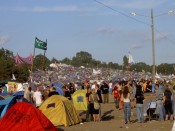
[58,95,173,131]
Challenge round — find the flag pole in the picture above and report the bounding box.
[42,39,47,71]
[30,38,36,82]
[42,50,46,71]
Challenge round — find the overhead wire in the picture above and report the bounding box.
[93,0,175,45]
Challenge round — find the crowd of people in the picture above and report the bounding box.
[80,79,175,124]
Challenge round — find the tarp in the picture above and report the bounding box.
[0,95,4,100]
[0,96,28,118]
[39,95,81,127]
[72,90,87,111]
[0,102,57,131]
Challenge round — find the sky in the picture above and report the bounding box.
[0,0,175,65]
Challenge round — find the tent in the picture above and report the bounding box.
[0,102,57,131]
[0,96,28,118]
[39,95,81,127]
[52,82,64,96]
[72,90,87,111]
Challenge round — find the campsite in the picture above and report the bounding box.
[1,1,175,130]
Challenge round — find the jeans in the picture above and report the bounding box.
[136,104,144,122]
[156,100,164,121]
[124,102,131,122]
[114,98,119,108]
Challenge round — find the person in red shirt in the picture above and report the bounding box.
[113,86,120,109]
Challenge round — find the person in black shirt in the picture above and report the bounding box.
[164,85,173,121]
[100,81,109,103]
[86,87,92,122]
[62,86,72,100]
[48,87,59,97]
[135,85,144,123]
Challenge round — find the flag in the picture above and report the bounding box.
[35,37,47,50]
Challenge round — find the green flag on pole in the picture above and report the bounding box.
[35,37,47,50]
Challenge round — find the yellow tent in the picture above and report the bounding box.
[39,95,81,127]
[72,89,87,111]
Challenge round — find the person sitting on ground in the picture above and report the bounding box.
[48,87,59,97]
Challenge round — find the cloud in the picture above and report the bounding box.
[96,27,116,34]
[131,44,144,49]
[0,35,10,45]
[1,5,78,12]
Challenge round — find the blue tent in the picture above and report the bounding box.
[0,95,4,100]
[13,91,24,96]
[52,82,64,96]
[52,82,63,89]
[55,87,64,96]
[0,96,29,118]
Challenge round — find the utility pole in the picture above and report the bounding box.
[151,8,156,83]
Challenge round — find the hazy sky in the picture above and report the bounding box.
[0,0,175,65]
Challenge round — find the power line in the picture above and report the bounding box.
[154,28,175,45]
[93,0,175,45]
[93,0,150,27]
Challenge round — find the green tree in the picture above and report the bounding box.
[72,51,93,67]
[123,55,128,70]
[33,54,50,71]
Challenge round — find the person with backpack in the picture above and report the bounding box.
[135,85,144,123]
[164,84,173,121]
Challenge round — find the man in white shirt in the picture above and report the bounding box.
[33,87,42,107]
[109,80,113,94]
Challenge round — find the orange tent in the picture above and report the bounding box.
[0,102,57,131]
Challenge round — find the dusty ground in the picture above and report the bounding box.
[58,95,173,131]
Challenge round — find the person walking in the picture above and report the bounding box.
[121,86,131,124]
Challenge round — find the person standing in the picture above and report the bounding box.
[113,86,120,109]
[48,87,59,97]
[101,81,109,104]
[121,86,131,124]
[109,80,113,94]
[172,85,175,120]
[86,87,92,122]
[26,87,34,104]
[135,85,144,123]
[89,89,100,122]
[155,84,164,121]
[164,84,173,121]
[95,84,102,120]
[33,87,43,108]
[62,86,72,100]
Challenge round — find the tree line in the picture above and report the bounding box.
[0,48,175,82]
